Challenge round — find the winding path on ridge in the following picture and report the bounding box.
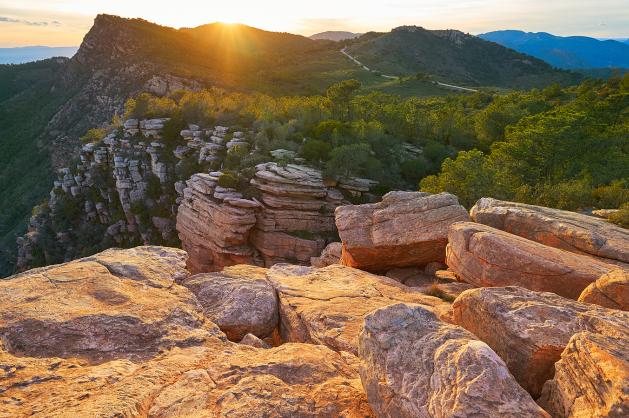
[340,47,479,93]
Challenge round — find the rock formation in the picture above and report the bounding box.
[266,263,448,355]
[310,242,342,267]
[538,331,629,418]
[447,222,616,299]
[335,191,470,272]
[181,265,278,341]
[359,303,548,417]
[177,163,376,273]
[578,269,629,311]
[1,247,374,417]
[1,246,223,364]
[471,198,629,267]
[452,286,629,397]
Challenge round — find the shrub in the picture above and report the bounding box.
[301,139,332,163]
[218,172,239,189]
[80,128,107,144]
[608,204,629,228]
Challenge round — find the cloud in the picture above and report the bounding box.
[0,16,61,26]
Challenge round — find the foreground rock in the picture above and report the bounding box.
[578,269,629,311]
[267,264,448,355]
[538,331,629,418]
[1,247,373,417]
[452,286,629,397]
[181,265,278,341]
[447,222,616,299]
[0,247,222,364]
[1,342,373,417]
[336,192,470,272]
[359,303,548,417]
[471,198,629,267]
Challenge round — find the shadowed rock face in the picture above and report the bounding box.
[538,331,629,418]
[266,264,448,355]
[470,198,629,267]
[579,270,629,311]
[181,265,279,341]
[452,286,629,397]
[335,192,470,272]
[359,303,548,418]
[447,222,616,299]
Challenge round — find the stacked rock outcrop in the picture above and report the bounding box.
[177,162,377,273]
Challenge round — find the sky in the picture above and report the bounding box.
[1,0,627,47]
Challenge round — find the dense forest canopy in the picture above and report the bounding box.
[125,74,628,215]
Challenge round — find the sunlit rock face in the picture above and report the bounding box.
[452,286,629,398]
[579,269,629,311]
[335,191,470,272]
[446,221,617,299]
[358,303,548,418]
[470,197,629,268]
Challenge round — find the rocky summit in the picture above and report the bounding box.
[2,193,628,417]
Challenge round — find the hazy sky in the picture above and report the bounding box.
[1,0,627,47]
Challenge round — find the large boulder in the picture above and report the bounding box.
[538,331,629,418]
[447,222,616,299]
[470,198,629,267]
[181,265,279,341]
[266,264,448,355]
[1,342,374,417]
[358,303,548,418]
[0,247,222,364]
[579,269,629,311]
[336,192,470,272]
[452,286,629,397]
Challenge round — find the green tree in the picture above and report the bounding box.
[301,140,333,163]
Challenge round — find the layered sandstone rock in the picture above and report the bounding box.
[266,264,447,355]
[538,331,629,418]
[310,242,342,267]
[336,192,470,272]
[1,341,373,417]
[470,198,629,267]
[452,286,629,397]
[181,265,278,341]
[579,269,629,311]
[447,222,616,299]
[0,247,222,364]
[177,173,261,273]
[177,163,375,273]
[359,303,548,417]
[1,247,374,417]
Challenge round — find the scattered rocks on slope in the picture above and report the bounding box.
[181,265,278,341]
[470,198,629,267]
[266,263,448,355]
[336,192,470,272]
[310,242,342,267]
[578,269,629,311]
[447,222,616,299]
[0,247,222,364]
[538,331,629,418]
[359,303,548,417]
[452,286,629,397]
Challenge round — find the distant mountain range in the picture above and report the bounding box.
[309,31,362,42]
[479,30,629,69]
[345,26,578,88]
[0,46,78,64]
